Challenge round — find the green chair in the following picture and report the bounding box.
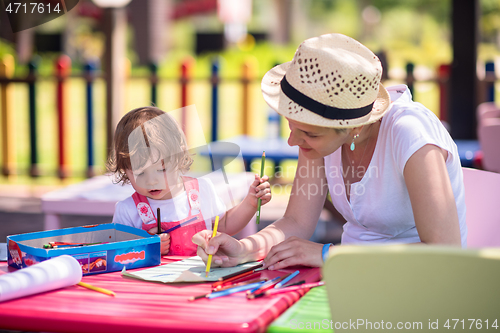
[322,245,500,332]
[267,286,332,332]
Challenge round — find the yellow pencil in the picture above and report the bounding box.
[77,281,116,297]
[205,215,220,277]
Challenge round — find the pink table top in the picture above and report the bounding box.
[0,256,320,333]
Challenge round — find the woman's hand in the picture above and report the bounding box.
[248,174,272,209]
[263,236,324,270]
[148,228,171,255]
[192,230,245,267]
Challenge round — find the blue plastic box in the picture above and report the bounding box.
[7,223,161,275]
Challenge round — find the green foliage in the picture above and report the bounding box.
[0,38,15,59]
[370,0,450,23]
[369,7,451,69]
[481,0,500,43]
[156,41,297,80]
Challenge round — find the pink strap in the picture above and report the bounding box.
[133,176,201,229]
[132,192,148,206]
[132,192,156,224]
[182,176,201,213]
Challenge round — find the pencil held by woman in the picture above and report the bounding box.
[205,215,220,277]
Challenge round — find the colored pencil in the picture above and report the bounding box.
[282,280,306,288]
[49,242,87,245]
[248,281,325,299]
[212,262,264,288]
[191,280,266,301]
[189,293,211,301]
[274,270,300,288]
[216,278,267,292]
[214,274,264,291]
[217,262,263,281]
[44,242,105,249]
[161,216,199,234]
[157,207,161,234]
[190,278,267,301]
[205,215,220,277]
[77,281,116,297]
[207,281,266,299]
[256,151,265,224]
[246,276,282,295]
[212,270,256,289]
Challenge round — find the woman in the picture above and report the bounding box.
[193,33,466,270]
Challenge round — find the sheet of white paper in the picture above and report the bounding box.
[0,255,82,302]
[121,256,260,283]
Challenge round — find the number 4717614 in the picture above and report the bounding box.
[5,2,61,14]
[444,319,498,330]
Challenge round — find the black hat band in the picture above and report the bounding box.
[280,75,374,120]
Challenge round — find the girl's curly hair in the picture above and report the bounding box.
[107,106,193,184]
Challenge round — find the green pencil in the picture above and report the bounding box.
[256,151,266,224]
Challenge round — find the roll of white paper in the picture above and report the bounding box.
[0,255,82,302]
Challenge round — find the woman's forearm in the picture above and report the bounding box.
[238,211,316,263]
[238,154,329,263]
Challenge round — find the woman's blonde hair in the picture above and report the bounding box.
[107,106,193,184]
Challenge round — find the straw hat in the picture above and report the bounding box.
[261,33,391,128]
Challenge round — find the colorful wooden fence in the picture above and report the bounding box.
[0,55,496,179]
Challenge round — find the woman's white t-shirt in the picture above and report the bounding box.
[112,178,226,230]
[324,85,467,247]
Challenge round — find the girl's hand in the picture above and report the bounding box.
[192,230,245,267]
[159,233,171,255]
[248,174,272,209]
[148,228,171,255]
[263,237,324,270]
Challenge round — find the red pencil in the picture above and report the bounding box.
[215,278,267,292]
[190,278,268,301]
[211,263,263,288]
[213,275,264,291]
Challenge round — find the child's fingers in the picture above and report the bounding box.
[257,190,272,205]
[147,227,159,235]
[160,236,170,255]
[256,188,271,198]
[255,182,271,192]
[255,175,270,187]
[251,174,261,187]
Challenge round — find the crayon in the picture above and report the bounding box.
[77,281,115,297]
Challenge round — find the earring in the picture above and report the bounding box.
[350,134,359,151]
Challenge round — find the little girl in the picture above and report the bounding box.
[108,106,272,256]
